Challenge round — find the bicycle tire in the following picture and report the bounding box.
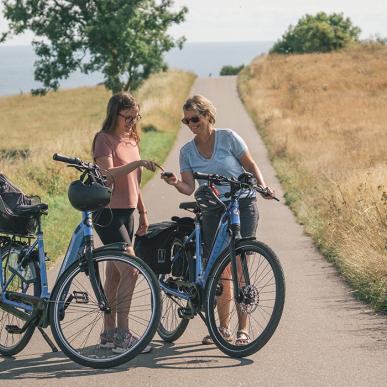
[0,245,41,356]
[205,240,285,358]
[157,236,190,342]
[49,251,160,368]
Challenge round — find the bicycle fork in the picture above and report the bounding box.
[229,201,251,302]
[83,236,110,313]
[229,237,250,303]
[81,212,110,313]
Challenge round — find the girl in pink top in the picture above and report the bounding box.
[92,92,156,353]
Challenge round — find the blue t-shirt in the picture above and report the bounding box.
[179,128,254,199]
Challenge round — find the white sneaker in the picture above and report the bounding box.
[112,330,152,354]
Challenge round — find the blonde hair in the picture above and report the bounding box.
[183,95,216,124]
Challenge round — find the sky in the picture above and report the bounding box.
[0,0,386,45]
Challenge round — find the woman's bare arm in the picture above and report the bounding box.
[162,171,195,196]
[95,156,155,178]
[239,151,267,187]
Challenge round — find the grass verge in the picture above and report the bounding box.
[0,70,196,263]
[238,43,387,313]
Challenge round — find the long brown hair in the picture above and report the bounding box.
[92,92,140,157]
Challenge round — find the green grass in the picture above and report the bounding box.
[140,131,176,185]
[42,194,79,261]
[0,70,196,263]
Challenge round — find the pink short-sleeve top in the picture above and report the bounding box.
[93,131,141,209]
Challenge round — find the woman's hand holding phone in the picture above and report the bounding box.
[161,171,178,186]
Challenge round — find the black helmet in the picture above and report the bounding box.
[194,185,226,213]
[68,180,112,211]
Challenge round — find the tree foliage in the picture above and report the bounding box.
[1,0,187,94]
[270,12,361,54]
[219,64,244,76]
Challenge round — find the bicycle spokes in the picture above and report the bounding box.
[51,256,156,362]
[206,242,285,356]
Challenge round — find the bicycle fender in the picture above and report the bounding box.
[237,236,256,243]
[93,242,129,254]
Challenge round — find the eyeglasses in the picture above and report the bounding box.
[181,116,200,125]
[118,113,142,125]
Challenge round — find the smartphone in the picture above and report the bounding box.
[161,172,174,178]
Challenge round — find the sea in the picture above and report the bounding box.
[0,41,273,97]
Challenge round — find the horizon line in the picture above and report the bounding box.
[0,40,275,48]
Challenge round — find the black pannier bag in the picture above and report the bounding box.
[0,174,41,236]
[134,217,195,275]
[134,221,177,274]
[170,216,195,277]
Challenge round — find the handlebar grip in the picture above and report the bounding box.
[193,172,211,180]
[53,153,81,165]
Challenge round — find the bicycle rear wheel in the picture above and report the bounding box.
[0,243,41,356]
[205,240,285,358]
[157,236,190,342]
[49,251,160,368]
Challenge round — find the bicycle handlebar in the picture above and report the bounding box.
[193,172,212,181]
[53,153,82,166]
[53,153,108,186]
[193,172,279,201]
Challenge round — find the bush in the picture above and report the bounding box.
[270,12,361,54]
[220,64,244,76]
[362,35,387,45]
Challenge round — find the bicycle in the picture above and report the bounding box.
[0,154,160,368]
[158,172,285,357]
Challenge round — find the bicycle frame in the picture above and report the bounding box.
[57,211,92,277]
[0,210,94,317]
[160,195,243,301]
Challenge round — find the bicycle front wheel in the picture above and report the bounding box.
[205,240,285,358]
[49,252,160,368]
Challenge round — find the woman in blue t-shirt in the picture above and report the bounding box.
[162,94,275,346]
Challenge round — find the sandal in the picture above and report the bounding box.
[235,330,251,346]
[202,327,233,345]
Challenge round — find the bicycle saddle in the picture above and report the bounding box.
[14,203,48,216]
[179,202,198,211]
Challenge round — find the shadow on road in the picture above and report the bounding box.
[0,339,253,380]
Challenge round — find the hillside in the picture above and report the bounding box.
[239,44,387,312]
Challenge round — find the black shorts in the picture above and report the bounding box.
[93,208,135,246]
[202,197,259,258]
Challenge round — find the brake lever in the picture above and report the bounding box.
[256,186,280,202]
[67,165,84,173]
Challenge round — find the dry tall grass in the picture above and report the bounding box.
[239,44,387,312]
[0,70,196,260]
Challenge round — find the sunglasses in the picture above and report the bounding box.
[181,116,200,125]
[118,113,142,125]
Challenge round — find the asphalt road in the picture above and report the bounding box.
[0,77,386,386]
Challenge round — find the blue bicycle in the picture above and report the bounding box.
[0,154,160,368]
[157,172,285,357]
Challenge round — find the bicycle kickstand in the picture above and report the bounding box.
[38,327,58,352]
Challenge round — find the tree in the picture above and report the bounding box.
[219,64,244,76]
[1,0,187,94]
[270,12,361,54]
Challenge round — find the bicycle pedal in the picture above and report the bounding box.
[177,307,194,319]
[5,325,23,334]
[73,291,89,304]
